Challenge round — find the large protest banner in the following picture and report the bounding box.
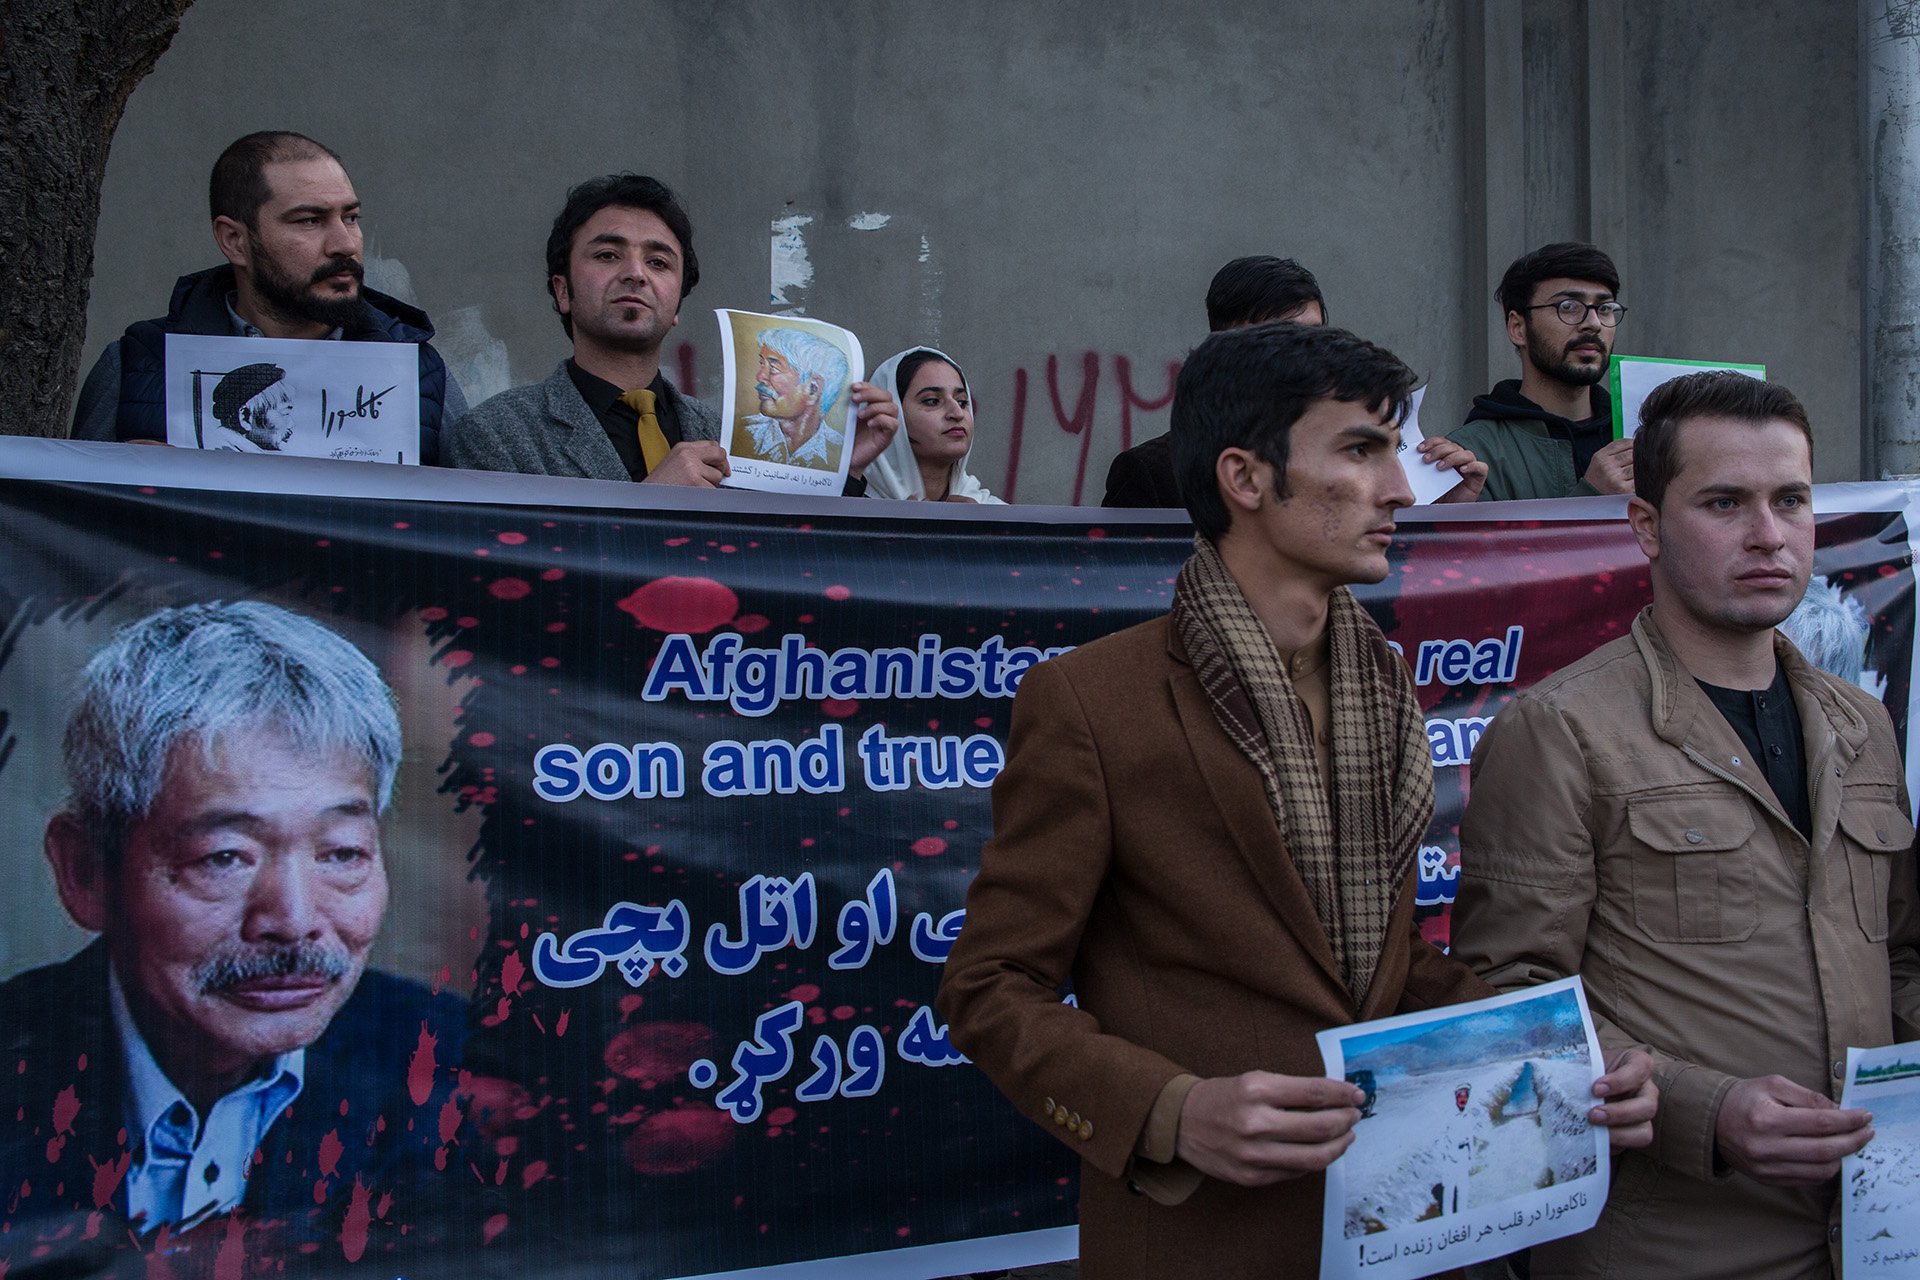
[0,439,1912,1279]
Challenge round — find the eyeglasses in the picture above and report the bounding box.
[1525,299,1628,327]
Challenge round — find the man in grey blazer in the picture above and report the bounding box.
[447,174,895,490]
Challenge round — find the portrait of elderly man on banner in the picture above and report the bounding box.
[0,602,467,1262]
[718,308,863,494]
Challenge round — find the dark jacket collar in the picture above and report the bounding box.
[164,265,437,344]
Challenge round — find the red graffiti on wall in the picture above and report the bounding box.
[1001,353,1182,505]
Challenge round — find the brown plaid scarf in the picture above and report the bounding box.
[1170,535,1433,1005]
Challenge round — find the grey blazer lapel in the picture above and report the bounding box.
[543,363,632,482]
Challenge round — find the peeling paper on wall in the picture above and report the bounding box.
[848,213,891,231]
[771,214,814,310]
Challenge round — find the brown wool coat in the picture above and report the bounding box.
[937,615,1490,1280]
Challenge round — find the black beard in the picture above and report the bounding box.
[1525,324,1609,390]
[249,237,366,331]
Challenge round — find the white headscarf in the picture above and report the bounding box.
[865,347,1004,504]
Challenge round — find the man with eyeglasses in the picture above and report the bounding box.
[1449,241,1631,502]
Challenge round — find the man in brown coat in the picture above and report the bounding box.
[1453,370,1920,1278]
[938,323,1654,1279]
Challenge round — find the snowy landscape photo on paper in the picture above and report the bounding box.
[1316,976,1607,1280]
[1842,1041,1920,1274]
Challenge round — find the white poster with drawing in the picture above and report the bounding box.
[1607,355,1765,440]
[164,334,421,464]
[717,309,862,496]
[1395,386,1458,505]
[1842,1041,1920,1275]
[1316,977,1609,1280]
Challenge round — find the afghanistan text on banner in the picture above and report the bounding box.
[0,440,1912,1279]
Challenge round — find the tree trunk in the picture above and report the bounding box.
[0,0,194,438]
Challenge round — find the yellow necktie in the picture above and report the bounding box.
[618,387,671,475]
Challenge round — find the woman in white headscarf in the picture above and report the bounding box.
[864,347,1004,503]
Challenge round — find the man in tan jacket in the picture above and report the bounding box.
[938,322,1655,1279]
[1454,370,1920,1278]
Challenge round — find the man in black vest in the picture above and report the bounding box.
[70,131,465,463]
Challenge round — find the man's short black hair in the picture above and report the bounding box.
[209,131,344,229]
[1495,242,1621,318]
[1634,370,1813,510]
[545,173,700,337]
[1205,256,1327,332]
[1172,322,1417,541]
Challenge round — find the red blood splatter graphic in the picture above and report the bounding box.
[339,1176,372,1262]
[500,950,526,999]
[541,568,565,581]
[212,1214,247,1280]
[603,1024,715,1086]
[83,1211,100,1239]
[468,731,496,749]
[497,532,528,545]
[622,1105,735,1175]
[735,614,770,634]
[1087,527,1107,540]
[406,1027,440,1106]
[911,836,948,858]
[618,995,645,1019]
[832,1005,855,1021]
[420,607,448,621]
[376,1191,392,1218]
[520,1160,549,1190]
[444,650,474,669]
[317,1130,344,1179]
[664,537,691,547]
[89,1152,130,1208]
[482,1213,510,1246]
[823,585,851,601]
[460,1077,531,1139]
[617,577,739,633]
[821,699,859,718]
[784,984,822,1003]
[488,578,532,601]
[766,1107,797,1128]
[50,1087,78,1135]
[555,1010,570,1038]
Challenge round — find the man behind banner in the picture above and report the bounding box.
[0,603,464,1252]
[445,173,895,492]
[937,322,1654,1278]
[71,131,466,462]
[1453,370,1920,1278]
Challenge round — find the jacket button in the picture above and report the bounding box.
[1685,828,1703,844]
[1055,1109,1069,1127]
[1069,1112,1082,1130]
[1833,1060,1845,1079]
[1831,1225,1841,1243]
[1043,1097,1056,1117]
[1877,829,1888,841]
[1079,1120,1094,1140]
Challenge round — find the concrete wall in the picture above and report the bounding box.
[78,0,1866,497]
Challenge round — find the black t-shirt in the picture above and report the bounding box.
[565,360,684,481]
[1697,663,1812,841]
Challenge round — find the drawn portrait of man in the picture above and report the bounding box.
[210,361,296,451]
[734,326,850,469]
[0,602,465,1254]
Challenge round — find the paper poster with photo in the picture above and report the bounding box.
[1315,976,1609,1280]
[1607,354,1765,440]
[1394,386,1458,505]
[1842,1041,1920,1274]
[164,334,421,463]
[717,309,861,496]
